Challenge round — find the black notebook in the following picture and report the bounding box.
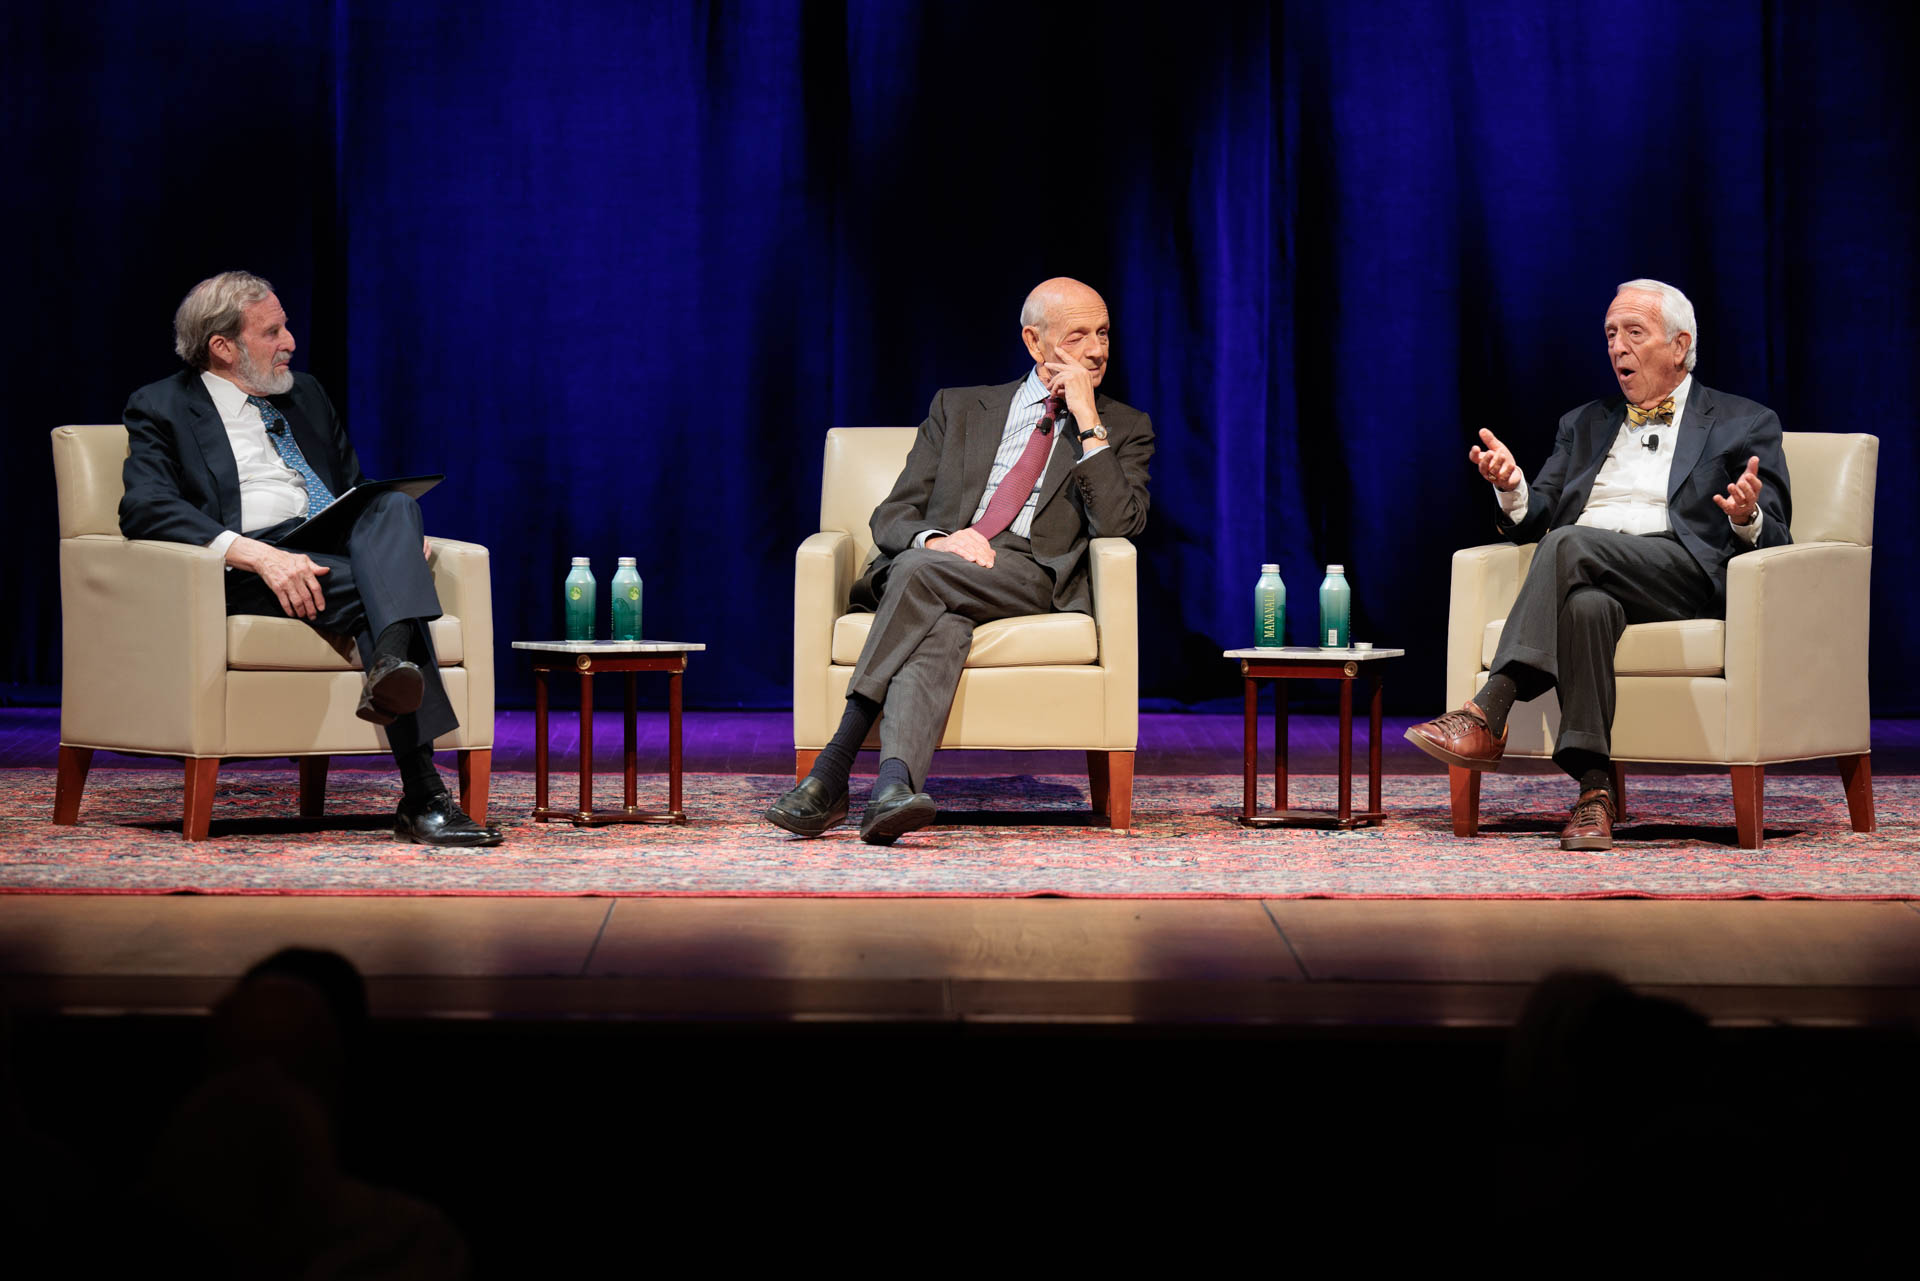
[274,475,444,550]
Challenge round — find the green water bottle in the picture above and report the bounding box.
[611,557,643,641]
[564,557,596,640]
[1255,564,1285,648]
[1319,564,1351,649]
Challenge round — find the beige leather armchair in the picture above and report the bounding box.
[51,425,495,839]
[794,428,1139,826]
[1444,431,1878,848]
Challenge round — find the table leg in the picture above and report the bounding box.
[624,672,638,811]
[1275,678,1289,813]
[1369,675,1384,816]
[579,672,594,820]
[533,669,549,815]
[1337,677,1354,823]
[1242,677,1257,819]
[669,663,685,818]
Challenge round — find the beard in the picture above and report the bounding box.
[234,344,294,396]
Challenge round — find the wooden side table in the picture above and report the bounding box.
[1223,646,1405,829]
[512,640,706,826]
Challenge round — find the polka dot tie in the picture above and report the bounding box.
[248,395,337,516]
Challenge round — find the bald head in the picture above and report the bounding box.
[1020,277,1111,388]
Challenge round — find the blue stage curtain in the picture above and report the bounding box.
[6,1,1915,711]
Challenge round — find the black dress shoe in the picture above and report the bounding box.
[764,777,849,838]
[858,780,937,846]
[358,656,425,726]
[395,791,503,847]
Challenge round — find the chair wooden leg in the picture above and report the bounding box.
[298,755,329,818]
[1103,751,1134,830]
[182,758,220,841]
[1449,765,1481,837]
[459,749,492,823]
[1611,762,1628,821]
[1731,764,1765,850]
[795,749,820,785]
[1836,754,1875,833]
[1086,750,1112,817]
[53,746,93,825]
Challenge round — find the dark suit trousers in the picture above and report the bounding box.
[848,533,1056,790]
[225,490,455,757]
[1490,525,1715,764]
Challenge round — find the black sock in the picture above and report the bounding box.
[1558,748,1615,801]
[808,694,880,793]
[875,756,913,794]
[374,621,415,668]
[397,744,445,804]
[1471,673,1519,736]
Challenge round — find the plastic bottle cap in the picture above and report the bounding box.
[570,557,590,566]
[1260,563,1279,574]
[1327,564,1344,575]
[617,557,636,566]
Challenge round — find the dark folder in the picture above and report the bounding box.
[275,475,444,550]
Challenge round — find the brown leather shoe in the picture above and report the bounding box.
[1561,788,1616,852]
[1403,700,1507,771]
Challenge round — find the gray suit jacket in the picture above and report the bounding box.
[853,378,1154,616]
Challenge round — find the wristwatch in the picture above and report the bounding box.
[1077,424,1108,442]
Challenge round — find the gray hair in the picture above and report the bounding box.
[1616,278,1698,372]
[174,271,276,370]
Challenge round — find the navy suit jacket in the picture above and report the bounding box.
[1496,381,1793,599]
[119,369,369,545]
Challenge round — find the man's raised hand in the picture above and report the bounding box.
[1713,455,1764,526]
[927,528,996,568]
[1469,428,1521,491]
[1042,344,1099,426]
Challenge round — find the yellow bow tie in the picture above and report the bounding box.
[1626,397,1675,426]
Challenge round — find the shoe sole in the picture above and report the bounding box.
[394,828,504,848]
[366,665,425,717]
[860,795,938,846]
[1560,835,1614,852]
[1402,726,1504,772]
[763,800,849,838]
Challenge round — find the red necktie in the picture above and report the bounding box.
[971,395,1062,540]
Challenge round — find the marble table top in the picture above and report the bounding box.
[513,639,707,654]
[1222,645,1405,661]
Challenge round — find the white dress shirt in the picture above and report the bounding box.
[913,367,1109,548]
[1496,375,1762,543]
[199,371,312,559]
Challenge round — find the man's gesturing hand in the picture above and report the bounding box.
[1042,345,1099,427]
[1713,455,1764,526]
[1468,428,1521,492]
[225,536,331,620]
[927,528,996,568]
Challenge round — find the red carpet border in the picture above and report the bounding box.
[1,770,1914,898]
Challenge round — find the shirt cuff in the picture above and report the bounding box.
[207,529,239,561]
[912,529,947,549]
[1495,471,1529,523]
[1076,443,1108,462]
[1730,509,1764,544]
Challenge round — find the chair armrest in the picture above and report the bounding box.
[60,536,229,755]
[1724,541,1872,761]
[427,537,494,747]
[793,530,856,748]
[1088,537,1138,749]
[1445,542,1531,707]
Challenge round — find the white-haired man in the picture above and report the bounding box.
[1405,279,1793,850]
[119,271,501,847]
[765,277,1154,843]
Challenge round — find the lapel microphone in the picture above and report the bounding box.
[1642,433,1659,451]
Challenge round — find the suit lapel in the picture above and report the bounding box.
[1561,403,1626,520]
[1667,381,1713,500]
[183,376,246,530]
[1032,397,1093,516]
[960,380,1021,512]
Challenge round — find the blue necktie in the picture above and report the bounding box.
[248,395,337,516]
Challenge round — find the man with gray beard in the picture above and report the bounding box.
[118,271,500,846]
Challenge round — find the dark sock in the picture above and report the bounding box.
[397,744,445,805]
[374,621,415,668]
[875,757,913,794]
[1471,673,1519,736]
[1558,748,1615,801]
[808,694,880,793]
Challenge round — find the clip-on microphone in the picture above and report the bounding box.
[1642,433,1659,451]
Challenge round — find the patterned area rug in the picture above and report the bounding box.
[1,769,1914,898]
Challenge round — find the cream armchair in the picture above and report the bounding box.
[794,428,1139,827]
[50,424,494,840]
[1443,431,1878,849]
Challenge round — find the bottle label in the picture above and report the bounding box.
[627,586,640,600]
[569,587,582,601]
[1327,629,1337,645]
